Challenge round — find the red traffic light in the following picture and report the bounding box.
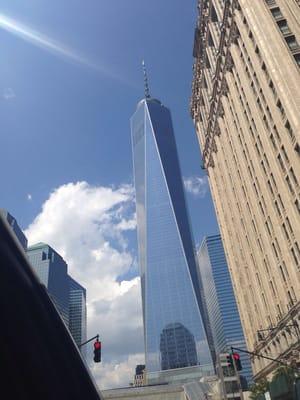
[233,352,242,371]
[94,341,101,350]
[93,340,101,363]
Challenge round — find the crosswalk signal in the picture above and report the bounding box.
[226,354,234,369]
[233,352,242,371]
[93,340,101,363]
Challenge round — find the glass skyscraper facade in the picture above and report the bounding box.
[27,243,87,354]
[69,276,87,351]
[198,235,252,385]
[0,209,28,250]
[131,96,213,379]
[27,242,70,326]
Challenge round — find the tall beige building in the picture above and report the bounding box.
[190,0,300,381]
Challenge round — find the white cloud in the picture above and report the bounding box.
[90,353,144,390]
[25,181,143,389]
[27,193,32,201]
[3,87,15,99]
[183,176,208,198]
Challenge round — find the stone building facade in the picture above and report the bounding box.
[190,0,300,380]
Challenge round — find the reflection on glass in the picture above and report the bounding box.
[160,322,198,370]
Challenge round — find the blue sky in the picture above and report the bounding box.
[0,0,219,388]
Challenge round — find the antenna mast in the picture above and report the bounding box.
[142,60,151,99]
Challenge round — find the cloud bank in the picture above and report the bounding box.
[25,181,144,389]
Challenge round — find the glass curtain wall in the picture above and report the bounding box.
[131,98,213,375]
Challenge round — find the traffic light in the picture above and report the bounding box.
[233,352,242,371]
[226,353,234,369]
[93,340,101,363]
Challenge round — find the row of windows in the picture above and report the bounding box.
[233,36,300,222]
[268,4,300,65]
[222,71,300,316]
[239,6,298,156]
[241,3,300,67]
[215,124,268,333]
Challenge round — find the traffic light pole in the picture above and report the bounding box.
[79,334,99,349]
[231,348,244,400]
[231,346,300,372]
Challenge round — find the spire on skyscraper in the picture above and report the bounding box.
[142,60,151,99]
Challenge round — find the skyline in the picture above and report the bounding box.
[0,0,219,389]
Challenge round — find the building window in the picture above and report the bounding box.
[269,80,276,96]
[282,261,290,278]
[259,202,265,216]
[276,100,286,119]
[255,45,262,61]
[277,20,290,35]
[285,36,300,52]
[271,7,283,21]
[285,175,295,195]
[266,106,272,121]
[262,293,267,307]
[275,238,281,255]
[288,290,294,306]
[277,154,286,172]
[270,134,277,149]
[256,273,262,288]
[277,194,285,210]
[281,145,289,163]
[264,258,270,274]
[264,154,270,169]
[263,115,269,129]
[291,247,299,266]
[267,179,274,195]
[279,265,286,282]
[285,120,294,140]
[265,221,272,237]
[273,124,280,141]
[286,217,293,235]
[270,280,276,297]
[282,223,290,240]
[272,242,279,259]
[294,53,300,67]
[295,199,300,214]
[289,167,298,186]
[274,200,281,217]
[295,242,300,260]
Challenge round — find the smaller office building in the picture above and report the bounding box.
[27,242,87,350]
[198,235,252,387]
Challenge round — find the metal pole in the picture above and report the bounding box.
[231,346,300,372]
[231,348,244,400]
[79,334,99,348]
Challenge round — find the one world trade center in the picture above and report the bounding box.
[131,66,214,383]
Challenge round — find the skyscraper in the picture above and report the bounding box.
[69,276,87,350]
[198,235,252,386]
[191,0,300,380]
[27,243,87,353]
[131,76,214,383]
[0,209,27,250]
[27,243,70,326]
